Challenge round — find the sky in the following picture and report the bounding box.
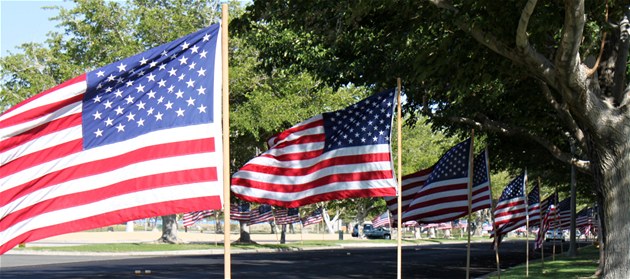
[0,0,75,57]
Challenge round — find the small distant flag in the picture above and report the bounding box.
[275,208,300,225]
[230,203,251,221]
[372,211,390,228]
[249,204,274,225]
[301,208,324,227]
[183,210,214,227]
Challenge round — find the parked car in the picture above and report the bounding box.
[546,229,567,242]
[364,227,392,239]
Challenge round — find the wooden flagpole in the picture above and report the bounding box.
[482,149,500,279]
[221,4,231,279]
[524,169,529,277]
[538,177,544,270]
[396,78,403,279]
[465,130,475,279]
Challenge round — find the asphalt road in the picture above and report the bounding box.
[0,240,586,279]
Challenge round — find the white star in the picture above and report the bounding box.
[158,64,166,70]
[126,80,134,87]
[167,85,175,93]
[114,106,124,115]
[165,101,174,109]
[186,97,196,106]
[175,108,185,117]
[92,95,102,103]
[157,96,165,104]
[178,73,186,81]
[161,50,168,56]
[186,78,195,88]
[137,118,145,127]
[94,129,103,137]
[203,33,210,41]
[157,79,167,87]
[136,101,146,110]
[191,45,199,53]
[140,57,148,65]
[92,111,102,120]
[150,61,158,68]
[175,90,184,99]
[147,107,154,115]
[147,73,156,82]
[135,84,145,93]
[147,90,157,99]
[181,41,190,49]
[117,63,127,72]
[197,67,206,76]
[188,62,196,70]
[168,68,177,76]
[125,95,134,104]
[115,123,125,132]
[178,56,188,65]
[126,112,136,121]
[96,70,105,77]
[197,104,207,113]
[103,100,113,109]
[154,112,163,120]
[105,87,113,93]
[199,49,208,59]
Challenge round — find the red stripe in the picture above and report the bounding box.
[0,137,215,207]
[0,168,218,231]
[2,139,82,178]
[234,187,397,208]
[402,206,470,223]
[0,196,221,255]
[412,182,468,197]
[261,149,324,161]
[269,133,326,151]
[0,113,82,154]
[239,152,391,176]
[406,194,469,212]
[270,118,324,145]
[0,93,83,131]
[232,169,393,193]
[0,75,86,122]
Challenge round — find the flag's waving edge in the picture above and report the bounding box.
[231,89,399,207]
[0,24,223,255]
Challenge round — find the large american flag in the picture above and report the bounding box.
[183,210,214,227]
[401,139,473,223]
[249,204,274,225]
[301,208,324,227]
[493,172,527,235]
[0,24,223,255]
[231,90,398,207]
[275,208,301,225]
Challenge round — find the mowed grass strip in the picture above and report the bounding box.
[487,245,599,279]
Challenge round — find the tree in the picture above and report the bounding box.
[241,1,628,277]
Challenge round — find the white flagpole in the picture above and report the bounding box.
[221,4,231,279]
[465,130,475,279]
[524,169,529,277]
[396,78,403,279]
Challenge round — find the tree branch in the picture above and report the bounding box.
[554,0,586,93]
[537,80,587,150]
[445,114,591,173]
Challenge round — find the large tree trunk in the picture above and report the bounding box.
[158,214,180,243]
[236,220,255,244]
[590,136,630,278]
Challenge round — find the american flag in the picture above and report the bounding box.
[249,204,274,225]
[385,165,433,224]
[576,206,595,228]
[493,172,527,236]
[401,139,473,223]
[372,211,390,228]
[491,182,539,236]
[183,210,214,227]
[301,208,324,227]
[275,208,301,225]
[0,24,223,255]
[535,193,557,249]
[231,90,398,208]
[549,197,571,229]
[230,203,251,221]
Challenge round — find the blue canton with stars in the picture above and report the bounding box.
[498,173,525,202]
[472,151,488,186]
[322,89,397,152]
[425,138,471,184]
[82,24,220,149]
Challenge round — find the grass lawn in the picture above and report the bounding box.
[486,245,599,279]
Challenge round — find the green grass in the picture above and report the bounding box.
[486,245,599,279]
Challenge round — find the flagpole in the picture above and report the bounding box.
[539,177,544,270]
[524,169,529,277]
[483,149,500,279]
[490,159,501,279]
[553,189,558,261]
[396,78,403,279]
[465,130,475,279]
[221,4,231,279]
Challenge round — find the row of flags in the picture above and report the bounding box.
[183,206,324,228]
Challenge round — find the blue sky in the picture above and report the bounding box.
[1,0,75,57]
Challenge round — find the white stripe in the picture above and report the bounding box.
[0,182,221,245]
[0,80,86,122]
[2,123,220,192]
[2,122,81,166]
[235,144,391,171]
[233,161,393,185]
[1,151,221,219]
[0,101,81,146]
[231,178,395,202]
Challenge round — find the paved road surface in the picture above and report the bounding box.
[0,240,586,278]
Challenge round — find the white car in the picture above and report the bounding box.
[546,229,567,242]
